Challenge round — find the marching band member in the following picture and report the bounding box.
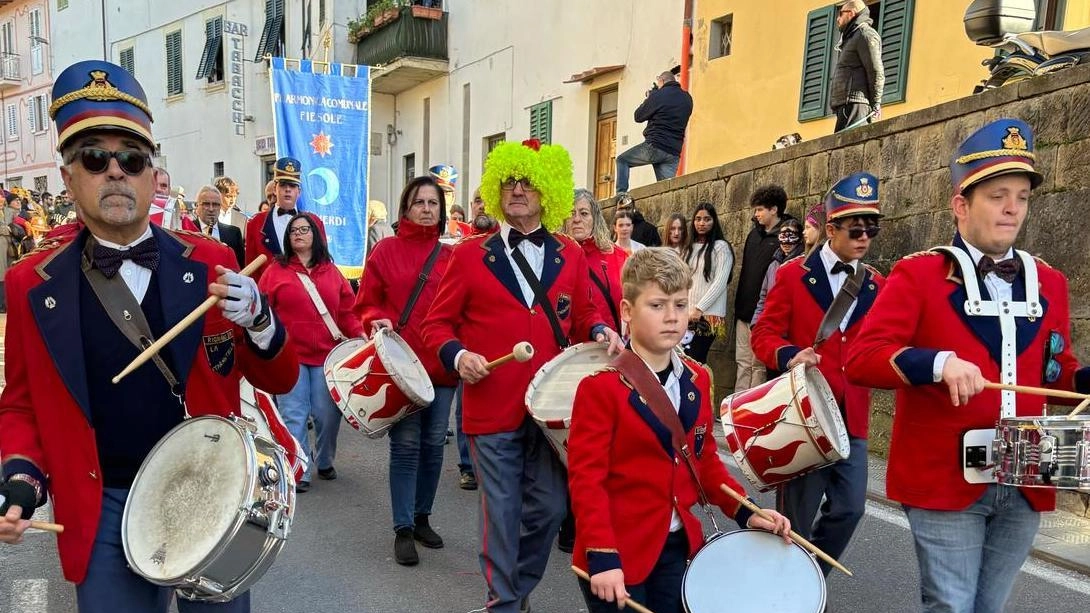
[0,60,298,613]
[354,175,457,566]
[846,118,1090,613]
[422,139,621,613]
[244,156,326,279]
[569,248,790,613]
[750,172,885,578]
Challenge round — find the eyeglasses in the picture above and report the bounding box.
[75,148,152,176]
[289,226,311,236]
[1044,331,1064,383]
[500,177,537,191]
[836,224,880,240]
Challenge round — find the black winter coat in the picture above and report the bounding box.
[633,81,693,156]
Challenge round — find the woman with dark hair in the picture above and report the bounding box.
[662,212,688,253]
[258,212,364,493]
[354,175,458,566]
[682,202,734,363]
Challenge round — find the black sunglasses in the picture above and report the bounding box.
[76,148,153,176]
[838,225,880,240]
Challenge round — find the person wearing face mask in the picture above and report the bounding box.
[751,218,805,329]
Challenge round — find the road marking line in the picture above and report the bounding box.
[11,578,49,613]
[864,500,1090,596]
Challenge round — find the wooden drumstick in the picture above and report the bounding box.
[29,521,64,533]
[983,381,1090,402]
[484,342,535,370]
[112,255,268,384]
[570,566,657,613]
[718,484,854,577]
[1069,396,1090,417]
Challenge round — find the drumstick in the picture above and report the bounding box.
[112,255,268,384]
[1068,396,1090,417]
[570,566,657,613]
[484,342,535,370]
[982,381,1090,402]
[718,484,854,577]
[29,521,64,533]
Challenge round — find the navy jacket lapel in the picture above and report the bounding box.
[262,212,282,256]
[678,369,700,433]
[627,387,675,459]
[28,236,91,421]
[152,226,208,386]
[540,234,563,291]
[482,233,528,307]
[846,267,878,330]
[802,249,833,311]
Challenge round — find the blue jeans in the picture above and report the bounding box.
[777,436,868,576]
[388,385,455,530]
[614,141,680,194]
[453,382,473,474]
[276,364,341,482]
[903,485,1040,613]
[578,530,689,613]
[77,488,250,613]
[471,417,568,613]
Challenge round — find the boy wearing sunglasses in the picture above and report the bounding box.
[0,60,299,613]
[750,172,885,586]
[847,118,1090,613]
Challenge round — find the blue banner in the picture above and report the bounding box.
[270,57,370,276]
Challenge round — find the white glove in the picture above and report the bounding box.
[218,271,266,329]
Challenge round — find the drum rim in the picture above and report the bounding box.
[122,416,257,584]
[524,341,610,417]
[796,364,851,458]
[373,328,436,406]
[682,529,826,611]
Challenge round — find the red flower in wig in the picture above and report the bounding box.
[521,138,541,151]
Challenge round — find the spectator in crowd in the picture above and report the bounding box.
[193,184,245,267]
[258,201,271,213]
[616,198,662,247]
[803,204,825,254]
[470,187,499,235]
[751,218,806,376]
[48,190,78,227]
[734,185,790,391]
[830,0,884,132]
[682,202,733,363]
[214,175,248,236]
[367,200,395,254]
[613,210,645,256]
[0,194,18,311]
[264,180,277,207]
[355,176,457,566]
[571,188,628,335]
[447,204,472,238]
[259,212,363,493]
[661,212,687,253]
[615,71,693,199]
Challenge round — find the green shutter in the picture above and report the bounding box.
[879,0,915,105]
[166,30,183,96]
[119,47,134,76]
[529,101,552,145]
[798,5,836,121]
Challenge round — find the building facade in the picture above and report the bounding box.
[686,0,1090,172]
[0,0,60,196]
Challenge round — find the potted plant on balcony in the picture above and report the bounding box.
[346,15,372,43]
[411,3,443,20]
[371,0,401,28]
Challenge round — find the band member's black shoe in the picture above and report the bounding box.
[395,528,419,565]
[318,466,337,480]
[459,472,478,490]
[296,480,311,493]
[414,514,444,549]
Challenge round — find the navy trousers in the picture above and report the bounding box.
[578,530,689,613]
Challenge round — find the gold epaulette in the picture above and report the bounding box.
[24,237,64,256]
[169,228,214,240]
[902,250,940,260]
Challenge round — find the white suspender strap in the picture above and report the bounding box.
[295,272,346,341]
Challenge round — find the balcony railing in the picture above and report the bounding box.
[0,53,21,84]
[355,6,448,94]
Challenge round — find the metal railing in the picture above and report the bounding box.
[0,53,21,81]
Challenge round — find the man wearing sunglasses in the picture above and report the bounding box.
[751,172,885,586]
[847,118,1090,613]
[0,60,299,613]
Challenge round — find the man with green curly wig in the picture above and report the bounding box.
[424,139,622,613]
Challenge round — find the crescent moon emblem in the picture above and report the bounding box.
[308,167,340,206]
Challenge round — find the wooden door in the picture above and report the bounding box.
[593,114,617,201]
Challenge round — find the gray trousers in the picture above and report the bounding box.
[469,417,568,613]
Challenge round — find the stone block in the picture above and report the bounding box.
[1018,63,1090,100]
[787,156,810,199]
[1066,84,1090,142]
[879,175,914,219]
[754,163,791,194]
[863,139,881,175]
[1070,320,1090,362]
[879,131,919,178]
[914,124,946,172]
[808,152,831,194]
[724,171,754,211]
[1033,145,1058,194]
[1055,141,1090,190]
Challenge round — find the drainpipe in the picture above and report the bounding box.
[678,0,693,176]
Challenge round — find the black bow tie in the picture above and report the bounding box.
[93,238,160,279]
[277,208,297,216]
[977,255,1021,284]
[831,261,855,276]
[509,227,549,249]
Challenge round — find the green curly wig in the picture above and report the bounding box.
[479,140,575,232]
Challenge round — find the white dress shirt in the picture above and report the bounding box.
[819,242,860,332]
[272,207,293,252]
[218,208,234,226]
[931,242,1016,382]
[94,226,154,303]
[634,350,686,532]
[197,219,221,240]
[500,223,546,307]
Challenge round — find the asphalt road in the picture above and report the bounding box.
[4,422,1090,613]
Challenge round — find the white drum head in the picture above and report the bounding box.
[124,417,251,582]
[684,530,826,613]
[525,343,611,422]
[375,329,435,406]
[799,366,851,460]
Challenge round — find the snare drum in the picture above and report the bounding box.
[525,342,611,465]
[993,415,1090,490]
[123,416,294,602]
[324,328,435,438]
[721,364,850,491]
[683,529,826,613]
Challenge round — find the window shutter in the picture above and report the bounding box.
[254,0,285,61]
[166,30,183,96]
[6,104,16,139]
[878,0,915,105]
[255,0,275,61]
[529,101,552,145]
[196,18,223,79]
[120,47,134,75]
[798,5,836,121]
